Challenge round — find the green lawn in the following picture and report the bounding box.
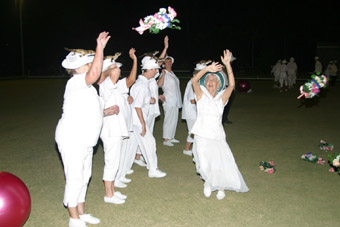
[0,78,339,227]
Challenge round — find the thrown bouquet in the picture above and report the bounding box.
[259,161,276,174]
[132,6,181,35]
[297,72,328,99]
[301,153,325,164]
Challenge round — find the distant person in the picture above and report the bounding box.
[324,61,332,77]
[55,32,110,227]
[314,56,322,73]
[279,59,288,92]
[271,60,281,88]
[191,49,249,200]
[330,60,338,86]
[287,57,298,88]
[158,38,182,147]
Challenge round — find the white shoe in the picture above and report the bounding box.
[119,177,132,183]
[104,195,125,204]
[126,169,134,175]
[203,186,212,198]
[183,150,193,156]
[79,214,100,225]
[114,191,127,200]
[148,169,167,178]
[134,159,147,167]
[114,180,127,188]
[216,190,226,200]
[163,141,174,146]
[69,218,87,227]
[170,138,180,143]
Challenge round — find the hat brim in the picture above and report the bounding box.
[62,55,94,69]
[102,61,123,72]
[199,71,225,92]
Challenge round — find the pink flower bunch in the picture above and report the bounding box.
[259,161,276,174]
[317,157,325,165]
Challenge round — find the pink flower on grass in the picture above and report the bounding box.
[329,168,335,172]
[317,158,325,165]
[333,159,340,167]
[268,161,274,166]
[265,168,275,174]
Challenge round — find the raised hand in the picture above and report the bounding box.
[206,62,223,73]
[129,48,137,61]
[220,49,232,65]
[164,35,169,49]
[96,31,111,49]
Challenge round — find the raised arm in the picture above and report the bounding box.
[192,62,223,101]
[159,35,169,60]
[157,69,166,87]
[85,32,110,86]
[220,49,235,105]
[126,48,137,88]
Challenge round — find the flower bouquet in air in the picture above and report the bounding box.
[132,6,181,35]
[301,153,325,164]
[259,161,276,174]
[297,72,328,99]
[320,140,334,152]
[327,153,340,175]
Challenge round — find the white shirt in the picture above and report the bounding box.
[99,77,128,138]
[161,70,182,108]
[55,73,103,146]
[182,79,197,120]
[130,75,151,126]
[148,77,160,116]
[315,61,322,72]
[287,61,297,73]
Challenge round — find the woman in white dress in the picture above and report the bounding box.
[191,49,249,200]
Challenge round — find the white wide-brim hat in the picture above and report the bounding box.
[195,63,208,71]
[62,52,94,69]
[165,56,174,64]
[102,59,122,72]
[199,71,225,93]
[141,56,160,70]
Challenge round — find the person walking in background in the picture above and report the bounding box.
[279,59,288,92]
[287,57,298,88]
[330,60,338,86]
[191,49,249,200]
[55,32,110,227]
[271,60,281,88]
[314,56,322,73]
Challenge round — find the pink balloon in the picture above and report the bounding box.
[0,172,31,227]
[237,80,251,93]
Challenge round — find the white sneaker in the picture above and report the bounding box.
[69,218,87,227]
[170,138,180,143]
[183,150,193,156]
[216,190,226,200]
[114,191,127,200]
[114,180,127,188]
[203,186,212,198]
[148,169,167,178]
[104,195,125,204]
[134,159,147,167]
[163,141,174,146]
[79,214,100,225]
[119,177,132,183]
[126,169,134,175]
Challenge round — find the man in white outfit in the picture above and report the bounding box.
[314,56,322,73]
[271,60,281,88]
[130,56,166,178]
[279,59,288,92]
[158,56,182,147]
[287,57,298,88]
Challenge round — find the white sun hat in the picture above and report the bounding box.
[102,53,122,71]
[194,60,212,71]
[164,56,174,64]
[62,51,95,69]
[141,56,160,70]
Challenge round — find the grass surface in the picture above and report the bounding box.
[0,78,339,227]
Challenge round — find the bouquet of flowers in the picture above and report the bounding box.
[320,140,334,152]
[301,153,325,164]
[327,153,340,174]
[132,6,181,35]
[259,161,276,174]
[297,72,328,99]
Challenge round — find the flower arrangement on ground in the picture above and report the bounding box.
[132,6,181,35]
[327,153,340,174]
[320,140,334,152]
[259,161,276,174]
[297,72,328,99]
[301,153,325,164]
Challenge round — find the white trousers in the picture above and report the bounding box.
[163,106,179,139]
[279,72,288,87]
[58,144,93,207]
[287,71,296,87]
[274,71,280,82]
[102,137,122,181]
[116,132,138,179]
[147,113,158,135]
[185,119,196,143]
[133,124,158,171]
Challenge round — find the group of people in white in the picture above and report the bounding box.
[271,57,298,92]
[55,32,248,227]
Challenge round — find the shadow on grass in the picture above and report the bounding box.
[297,88,329,108]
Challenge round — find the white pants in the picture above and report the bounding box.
[102,137,122,181]
[185,119,196,143]
[163,106,179,139]
[133,124,158,171]
[279,72,288,87]
[192,139,200,174]
[287,71,296,87]
[58,144,93,207]
[116,132,138,179]
[274,71,280,82]
[147,113,158,135]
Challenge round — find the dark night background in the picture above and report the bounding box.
[1,0,340,77]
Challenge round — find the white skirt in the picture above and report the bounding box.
[195,135,249,192]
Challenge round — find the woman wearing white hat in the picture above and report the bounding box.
[130,56,167,178]
[157,40,182,146]
[55,32,110,227]
[97,48,137,204]
[191,49,249,200]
